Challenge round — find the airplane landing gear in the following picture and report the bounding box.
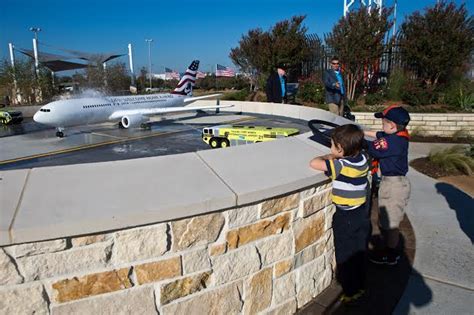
[56,127,65,138]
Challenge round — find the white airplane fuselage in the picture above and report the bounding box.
[33,93,185,128]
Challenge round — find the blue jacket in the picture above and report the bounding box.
[266,71,287,103]
[366,131,410,176]
[323,69,345,105]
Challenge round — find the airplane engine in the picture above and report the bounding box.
[120,114,148,129]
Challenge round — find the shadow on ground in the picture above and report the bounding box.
[435,182,474,244]
[298,191,433,315]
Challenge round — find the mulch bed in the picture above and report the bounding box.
[410,157,465,179]
[410,136,472,143]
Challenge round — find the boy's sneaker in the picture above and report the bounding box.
[340,290,366,306]
[369,249,400,265]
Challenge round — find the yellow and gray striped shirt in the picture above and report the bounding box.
[325,153,369,210]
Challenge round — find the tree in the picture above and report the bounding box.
[325,8,393,100]
[230,16,311,89]
[399,1,474,88]
[105,62,131,93]
[0,58,44,104]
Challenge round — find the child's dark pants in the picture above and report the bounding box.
[332,204,371,296]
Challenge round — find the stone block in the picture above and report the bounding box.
[446,116,462,121]
[293,210,325,253]
[425,121,440,126]
[296,256,326,308]
[256,233,293,266]
[274,259,293,278]
[410,115,423,121]
[135,256,181,285]
[51,286,156,314]
[272,271,296,306]
[294,240,325,269]
[211,246,260,285]
[423,116,446,121]
[0,282,49,314]
[264,298,297,315]
[260,193,299,218]
[51,268,132,303]
[172,213,224,251]
[160,281,243,314]
[160,271,211,305]
[112,223,168,264]
[324,205,336,230]
[182,248,210,274]
[228,204,259,228]
[227,212,291,250]
[5,239,67,258]
[71,234,108,247]
[0,248,23,285]
[462,116,474,121]
[439,121,457,126]
[243,267,273,314]
[301,189,331,217]
[17,242,112,281]
[209,243,227,256]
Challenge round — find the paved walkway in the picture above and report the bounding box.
[394,142,474,314]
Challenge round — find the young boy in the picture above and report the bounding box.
[364,105,411,265]
[310,124,370,304]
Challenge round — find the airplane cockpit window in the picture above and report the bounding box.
[40,109,51,112]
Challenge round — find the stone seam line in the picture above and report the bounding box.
[8,169,31,243]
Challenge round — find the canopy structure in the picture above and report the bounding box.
[15,46,126,72]
[16,48,90,72]
[58,48,126,64]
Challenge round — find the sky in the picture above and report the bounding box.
[1,0,473,75]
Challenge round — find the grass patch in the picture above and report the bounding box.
[428,145,474,175]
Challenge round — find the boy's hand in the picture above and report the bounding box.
[364,130,377,138]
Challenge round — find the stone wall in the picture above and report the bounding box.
[355,112,474,137]
[0,181,335,314]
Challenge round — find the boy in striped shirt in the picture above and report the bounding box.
[310,124,370,305]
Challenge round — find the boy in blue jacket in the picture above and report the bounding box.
[364,105,411,265]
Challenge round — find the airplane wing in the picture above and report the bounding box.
[108,104,234,120]
[183,94,222,103]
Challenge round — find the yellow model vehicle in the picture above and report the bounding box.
[202,125,299,148]
[0,110,23,125]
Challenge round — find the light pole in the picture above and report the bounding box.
[29,27,41,41]
[145,39,153,89]
[29,27,41,78]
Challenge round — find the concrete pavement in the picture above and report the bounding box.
[394,143,474,314]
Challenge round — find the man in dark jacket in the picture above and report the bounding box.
[323,57,345,116]
[266,65,287,103]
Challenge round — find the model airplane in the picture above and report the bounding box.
[33,60,230,137]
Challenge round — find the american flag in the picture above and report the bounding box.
[165,67,180,80]
[172,60,199,95]
[197,71,207,79]
[216,64,235,77]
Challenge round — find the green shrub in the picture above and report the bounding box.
[297,76,325,104]
[364,92,384,105]
[386,68,408,101]
[221,89,250,101]
[401,81,434,106]
[429,145,474,175]
[441,76,474,110]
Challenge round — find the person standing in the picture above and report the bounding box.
[266,65,287,103]
[324,57,345,116]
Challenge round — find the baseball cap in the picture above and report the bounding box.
[374,105,410,126]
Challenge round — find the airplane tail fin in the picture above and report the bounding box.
[172,60,199,96]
